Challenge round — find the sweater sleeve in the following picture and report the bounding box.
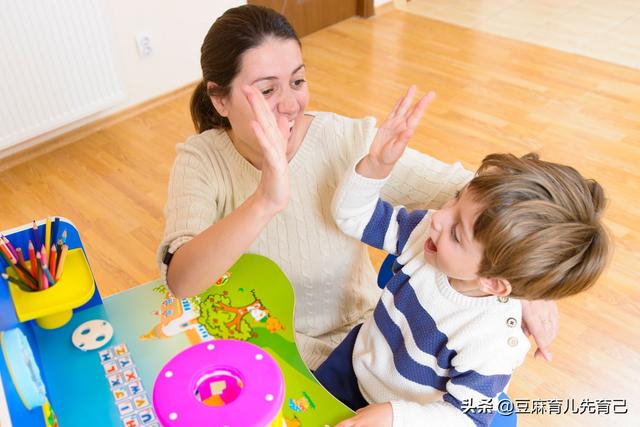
[390,331,527,427]
[331,159,427,255]
[390,368,513,427]
[156,140,223,282]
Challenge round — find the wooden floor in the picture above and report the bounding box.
[1,8,638,427]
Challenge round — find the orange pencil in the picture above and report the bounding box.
[55,244,68,281]
[49,244,57,279]
[0,242,13,263]
[28,241,37,277]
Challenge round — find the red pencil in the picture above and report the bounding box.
[28,241,37,277]
[49,244,57,280]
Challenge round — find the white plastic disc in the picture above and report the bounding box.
[71,319,114,351]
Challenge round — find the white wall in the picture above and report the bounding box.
[5,0,243,155]
[375,0,393,6]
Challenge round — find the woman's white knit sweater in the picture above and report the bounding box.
[158,112,473,369]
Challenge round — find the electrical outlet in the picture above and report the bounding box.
[135,32,153,58]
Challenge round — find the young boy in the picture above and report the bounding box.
[315,99,609,427]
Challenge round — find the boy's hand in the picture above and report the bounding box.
[521,299,559,361]
[356,86,436,179]
[335,403,393,427]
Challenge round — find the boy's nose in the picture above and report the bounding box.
[431,212,443,233]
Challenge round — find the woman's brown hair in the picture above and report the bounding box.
[468,153,610,300]
[190,5,300,133]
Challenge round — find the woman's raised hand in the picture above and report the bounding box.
[357,86,436,179]
[243,85,292,213]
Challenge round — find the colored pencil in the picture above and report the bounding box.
[0,235,18,260]
[42,264,55,285]
[49,244,57,278]
[51,217,60,254]
[36,252,47,289]
[1,273,33,292]
[60,230,67,245]
[45,217,51,261]
[31,221,41,253]
[0,242,13,263]
[0,247,21,287]
[55,238,63,269]
[16,247,28,270]
[13,260,39,290]
[28,241,37,277]
[55,244,68,281]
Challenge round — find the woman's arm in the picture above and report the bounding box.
[165,86,291,297]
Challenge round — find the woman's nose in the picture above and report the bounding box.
[276,89,297,115]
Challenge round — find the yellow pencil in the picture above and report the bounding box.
[45,216,52,261]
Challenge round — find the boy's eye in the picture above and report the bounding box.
[451,225,460,243]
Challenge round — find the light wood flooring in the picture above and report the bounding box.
[396,0,640,69]
[1,7,638,427]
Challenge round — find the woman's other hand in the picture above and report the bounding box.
[521,299,559,361]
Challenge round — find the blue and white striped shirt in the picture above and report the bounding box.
[331,161,530,427]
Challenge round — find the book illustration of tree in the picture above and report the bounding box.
[198,289,283,340]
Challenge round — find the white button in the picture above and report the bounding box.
[506,317,517,328]
[508,337,518,347]
[497,296,509,303]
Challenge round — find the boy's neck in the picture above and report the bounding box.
[448,277,491,297]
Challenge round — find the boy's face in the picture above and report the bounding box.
[424,187,485,281]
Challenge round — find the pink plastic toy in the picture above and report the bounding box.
[153,339,285,426]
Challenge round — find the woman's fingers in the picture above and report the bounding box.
[244,85,289,149]
[243,86,280,139]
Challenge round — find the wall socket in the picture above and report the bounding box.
[135,32,153,58]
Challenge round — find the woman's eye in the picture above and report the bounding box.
[292,79,306,87]
[261,88,274,96]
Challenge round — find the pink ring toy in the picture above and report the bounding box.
[153,339,285,426]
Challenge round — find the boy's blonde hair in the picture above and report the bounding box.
[468,153,610,300]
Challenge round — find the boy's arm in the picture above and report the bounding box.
[332,162,427,254]
[331,86,435,253]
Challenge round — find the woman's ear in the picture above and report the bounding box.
[478,277,512,297]
[207,82,229,117]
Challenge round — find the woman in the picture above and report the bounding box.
[158,4,557,370]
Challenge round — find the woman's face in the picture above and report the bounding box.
[212,37,309,157]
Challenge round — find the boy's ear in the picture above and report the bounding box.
[478,277,512,297]
[207,82,229,117]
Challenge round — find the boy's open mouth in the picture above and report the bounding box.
[425,237,437,253]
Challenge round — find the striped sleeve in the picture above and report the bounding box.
[331,159,427,255]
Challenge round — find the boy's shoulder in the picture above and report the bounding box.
[452,300,530,372]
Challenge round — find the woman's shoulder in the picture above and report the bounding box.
[307,111,377,143]
[179,128,230,154]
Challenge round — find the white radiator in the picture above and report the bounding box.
[0,0,126,150]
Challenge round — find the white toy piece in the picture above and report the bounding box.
[71,319,113,351]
